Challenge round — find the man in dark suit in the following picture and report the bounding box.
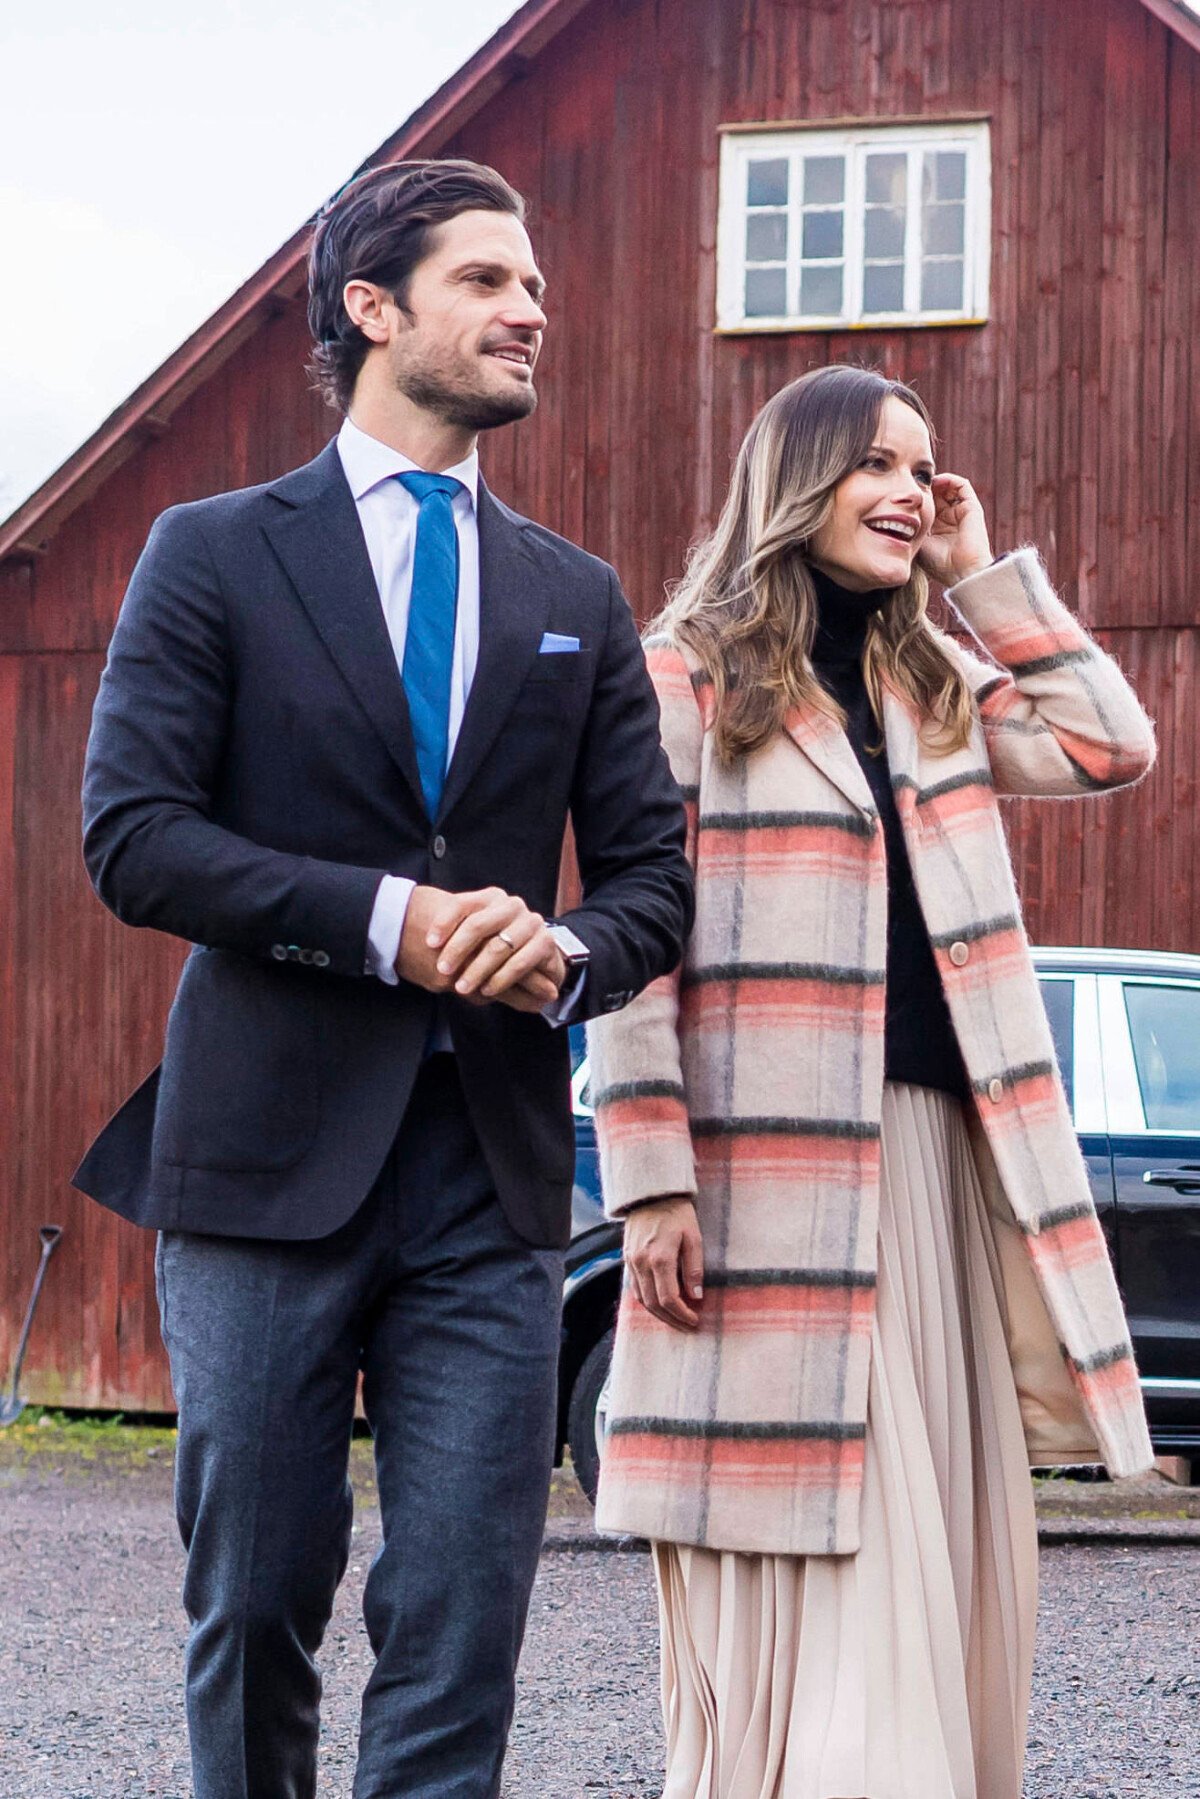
[75,158,691,1799]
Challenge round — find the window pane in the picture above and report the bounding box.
[924,149,967,202]
[802,210,844,259]
[747,158,789,207]
[864,205,905,258]
[865,152,906,206]
[744,266,788,317]
[1125,985,1200,1130]
[746,211,788,261]
[863,262,904,312]
[804,155,844,204]
[924,201,964,255]
[920,258,964,311]
[1039,980,1075,1116]
[799,264,843,316]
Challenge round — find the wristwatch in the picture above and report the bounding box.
[545,921,591,973]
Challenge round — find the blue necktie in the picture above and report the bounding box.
[397,471,465,818]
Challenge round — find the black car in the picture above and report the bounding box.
[556,948,1200,1499]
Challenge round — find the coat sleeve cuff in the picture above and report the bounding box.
[946,548,1088,665]
[593,1081,697,1220]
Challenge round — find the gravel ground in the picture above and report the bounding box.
[1,1430,1198,1798]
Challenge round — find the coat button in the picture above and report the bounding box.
[287,945,301,961]
[949,940,970,967]
[988,1077,1005,1104]
[431,834,447,860]
[271,944,288,961]
[313,950,330,969]
[298,948,314,965]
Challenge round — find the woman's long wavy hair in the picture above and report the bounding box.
[655,365,974,763]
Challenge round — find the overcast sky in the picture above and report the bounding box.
[0,0,517,515]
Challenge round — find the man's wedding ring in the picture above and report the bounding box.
[496,930,516,950]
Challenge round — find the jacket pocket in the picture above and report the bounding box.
[522,648,595,685]
[154,948,320,1172]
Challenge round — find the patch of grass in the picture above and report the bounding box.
[21,1407,129,1431]
[0,1408,178,1463]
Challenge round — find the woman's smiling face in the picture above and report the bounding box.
[807,395,937,592]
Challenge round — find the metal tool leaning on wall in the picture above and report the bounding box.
[1,1226,63,1426]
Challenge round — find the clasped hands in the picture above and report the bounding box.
[396,884,567,1016]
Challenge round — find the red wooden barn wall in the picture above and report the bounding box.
[1,0,1197,1410]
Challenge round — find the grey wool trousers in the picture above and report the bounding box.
[155,1054,565,1799]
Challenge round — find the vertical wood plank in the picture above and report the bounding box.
[1100,2,1148,624]
[1158,40,1195,628]
[0,658,19,1388]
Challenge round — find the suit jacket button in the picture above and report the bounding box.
[287,945,301,961]
[949,940,970,967]
[299,948,314,965]
[432,834,447,859]
[988,1077,1005,1104]
[313,950,330,969]
[271,944,288,961]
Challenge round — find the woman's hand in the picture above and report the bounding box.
[623,1195,705,1332]
[917,473,993,588]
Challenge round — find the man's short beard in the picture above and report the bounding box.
[398,365,538,432]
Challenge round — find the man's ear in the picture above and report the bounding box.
[342,280,394,345]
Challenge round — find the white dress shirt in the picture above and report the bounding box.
[337,417,581,1030]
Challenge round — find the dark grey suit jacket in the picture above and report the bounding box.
[74,441,692,1248]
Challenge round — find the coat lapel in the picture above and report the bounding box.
[261,442,425,814]
[881,685,923,805]
[784,704,878,819]
[438,482,550,822]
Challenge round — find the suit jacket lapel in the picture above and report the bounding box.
[438,481,550,822]
[261,442,426,814]
[784,704,877,819]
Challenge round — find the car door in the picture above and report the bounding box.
[1098,972,1200,1442]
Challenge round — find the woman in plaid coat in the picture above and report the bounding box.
[588,365,1155,1799]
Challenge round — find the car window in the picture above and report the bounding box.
[1039,978,1074,1116]
[1123,983,1200,1131]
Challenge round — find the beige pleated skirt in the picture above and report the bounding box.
[654,1082,1039,1799]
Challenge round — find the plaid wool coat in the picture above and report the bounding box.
[589,549,1157,1557]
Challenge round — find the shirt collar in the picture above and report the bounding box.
[337,415,479,507]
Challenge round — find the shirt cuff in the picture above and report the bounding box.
[541,963,588,1027]
[366,875,416,985]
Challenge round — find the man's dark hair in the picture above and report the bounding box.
[306,159,527,413]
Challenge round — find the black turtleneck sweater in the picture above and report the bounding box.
[809,568,969,1102]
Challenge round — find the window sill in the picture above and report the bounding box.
[714,316,989,336]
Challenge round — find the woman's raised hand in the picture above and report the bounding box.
[917,473,993,588]
[623,1196,705,1332]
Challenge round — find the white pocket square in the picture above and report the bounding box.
[538,632,580,653]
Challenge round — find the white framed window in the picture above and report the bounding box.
[716,120,991,332]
